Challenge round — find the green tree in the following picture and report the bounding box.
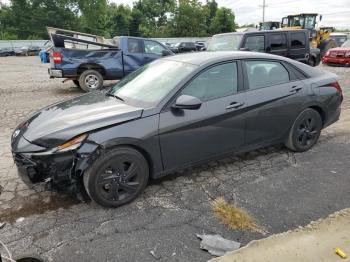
[77,0,108,36]
[209,7,236,34]
[106,3,132,37]
[1,0,80,39]
[167,0,208,37]
[133,0,175,37]
[129,7,143,36]
[0,0,238,39]
[204,0,217,33]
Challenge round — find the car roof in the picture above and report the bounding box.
[213,29,307,37]
[163,51,291,66]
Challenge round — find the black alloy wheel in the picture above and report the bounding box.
[286,108,322,152]
[84,147,149,207]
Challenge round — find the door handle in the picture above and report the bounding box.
[290,86,302,93]
[226,102,244,110]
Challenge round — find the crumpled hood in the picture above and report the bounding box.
[18,92,143,148]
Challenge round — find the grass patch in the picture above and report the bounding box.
[212,197,266,234]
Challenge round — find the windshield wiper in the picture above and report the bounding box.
[106,92,125,102]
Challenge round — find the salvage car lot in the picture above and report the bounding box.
[0,56,350,261]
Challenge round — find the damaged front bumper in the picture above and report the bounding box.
[12,138,101,193]
[13,150,76,189]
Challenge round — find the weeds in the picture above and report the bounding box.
[212,197,266,234]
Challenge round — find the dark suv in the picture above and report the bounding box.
[208,29,320,66]
[175,42,197,53]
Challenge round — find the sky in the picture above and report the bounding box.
[1,0,350,28]
[109,0,350,29]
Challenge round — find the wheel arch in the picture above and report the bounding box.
[102,141,157,178]
[308,105,326,126]
[77,63,106,76]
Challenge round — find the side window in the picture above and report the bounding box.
[181,63,238,102]
[144,40,166,55]
[244,36,265,52]
[283,62,308,80]
[269,34,287,50]
[128,38,143,53]
[291,33,306,49]
[245,60,290,89]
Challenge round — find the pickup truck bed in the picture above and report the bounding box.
[47,27,173,92]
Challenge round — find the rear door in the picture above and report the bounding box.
[267,32,288,57]
[287,31,308,62]
[243,60,308,145]
[159,61,247,170]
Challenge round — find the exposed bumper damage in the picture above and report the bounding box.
[12,139,102,197]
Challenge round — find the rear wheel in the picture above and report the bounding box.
[83,147,149,208]
[78,69,104,92]
[286,108,322,152]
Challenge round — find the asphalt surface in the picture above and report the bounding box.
[0,57,349,261]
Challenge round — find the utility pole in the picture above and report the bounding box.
[259,0,268,23]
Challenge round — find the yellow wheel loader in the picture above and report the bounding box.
[281,13,337,57]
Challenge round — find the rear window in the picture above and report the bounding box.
[245,60,290,89]
[244,35,265,52]
[291,32,306,49]
[128,38,143,53]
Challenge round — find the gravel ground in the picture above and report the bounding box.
[0,56,349,261]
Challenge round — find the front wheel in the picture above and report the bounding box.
[78,69,104,92]
[83,147,149,208]
[286,108,322,152]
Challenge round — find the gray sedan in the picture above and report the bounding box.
[11,51,343,207]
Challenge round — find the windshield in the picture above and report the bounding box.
[207,34,243,51]
[109,60,197,108]
[289,16,304,27]
[341,40,350,48]
[304,16,316,29]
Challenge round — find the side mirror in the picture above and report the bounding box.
[172,95,202,110]
[162,49,172,56]
[265,46,271,53]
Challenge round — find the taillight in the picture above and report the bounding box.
[330,81,343,96]
[52,52,62,64]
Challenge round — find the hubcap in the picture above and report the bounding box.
[85,75,99,89]
[297,117,319,147]
[97,160,140,202]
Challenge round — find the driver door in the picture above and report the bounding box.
[158,62,247,171]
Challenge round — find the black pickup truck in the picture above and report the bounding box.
[207,29,321,66]
[47,27,173,92]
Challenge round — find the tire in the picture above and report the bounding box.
[83,147,149,208]
[286,108,322,152]
[72,80,81,88]
[78,69,104,92]
[308,57,316,67]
